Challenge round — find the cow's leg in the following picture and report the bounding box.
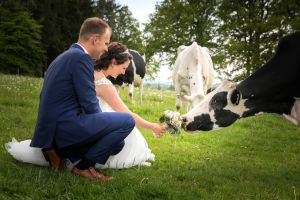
[139,79,144,104]
[179,95,190,112]
[176,95,181,111]
[185,101,190,113]
[203,81,208,95]
[294,99,300,126]
[181,94,204,111]
[128,83,134,104]
[283,99,300,127]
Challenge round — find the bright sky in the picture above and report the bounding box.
[116,0,159,24]
[116,0,171,83]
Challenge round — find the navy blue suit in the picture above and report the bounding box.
[31,44,135,165]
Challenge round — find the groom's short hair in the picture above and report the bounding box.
[79,17,111,41]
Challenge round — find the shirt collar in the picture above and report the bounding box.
[76,43,89,54]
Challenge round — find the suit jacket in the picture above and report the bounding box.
[31,44,103,149]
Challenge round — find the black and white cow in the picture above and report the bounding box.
[108,49,146,103]
[182,31,300,131]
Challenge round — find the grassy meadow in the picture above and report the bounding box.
[0,73,300,200]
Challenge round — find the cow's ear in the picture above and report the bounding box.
[230,89,241,105]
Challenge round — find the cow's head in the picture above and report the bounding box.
[182,80,245,131]
[182,79,296,131]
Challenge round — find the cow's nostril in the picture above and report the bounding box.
[182,116,187,123]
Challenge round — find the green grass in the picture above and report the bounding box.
[0,73,300,200]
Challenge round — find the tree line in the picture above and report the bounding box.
[145,0,300,81]
[0,0,143,77]
[1,0,300,80]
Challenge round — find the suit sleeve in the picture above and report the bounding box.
[72,54,101,114]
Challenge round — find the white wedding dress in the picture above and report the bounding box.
[5,77,155,169]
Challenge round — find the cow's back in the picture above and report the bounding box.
[129,50,146,78]
[108,49,146,86]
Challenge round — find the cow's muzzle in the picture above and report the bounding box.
[181,116,190,131]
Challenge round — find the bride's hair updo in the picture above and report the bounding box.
[94,42,133,71]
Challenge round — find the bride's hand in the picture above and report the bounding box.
[150,123,166,138]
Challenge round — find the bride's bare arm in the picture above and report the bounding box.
[96,84,165,137]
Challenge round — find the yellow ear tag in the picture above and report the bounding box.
[235,92,240,105]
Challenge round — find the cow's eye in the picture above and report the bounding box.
[230,89,241,105]
[209,92,228,111]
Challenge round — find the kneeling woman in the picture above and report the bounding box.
[93,42,165,168]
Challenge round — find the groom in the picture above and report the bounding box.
[31,17,135,180]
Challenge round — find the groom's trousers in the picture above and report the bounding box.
[56,112,135,169]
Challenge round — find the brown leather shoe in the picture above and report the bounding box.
[71,167,113,181]
[89,167,113,181]
[71,167,97,180]
[42,149,63,171]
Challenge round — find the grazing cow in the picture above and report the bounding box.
[182,31,300,132]
[173,42,214,111]
[108,49,146,104]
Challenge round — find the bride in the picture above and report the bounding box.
[6,42,165,170]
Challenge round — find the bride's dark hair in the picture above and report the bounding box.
[94,42,133,71]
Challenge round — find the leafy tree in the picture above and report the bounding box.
[1,0,144,76]
[2,0,95,73]
[144,0,216,66]
[215,0,300,81]
[0,2,45,76]
[30,0,94,70]
[113,5,144,53]
[144,0,300,81]
[95,0,144,53]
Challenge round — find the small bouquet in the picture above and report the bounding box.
[159,110,182,135]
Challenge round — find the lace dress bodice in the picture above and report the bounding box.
[94,77,112,86]
[94,77,114,112]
